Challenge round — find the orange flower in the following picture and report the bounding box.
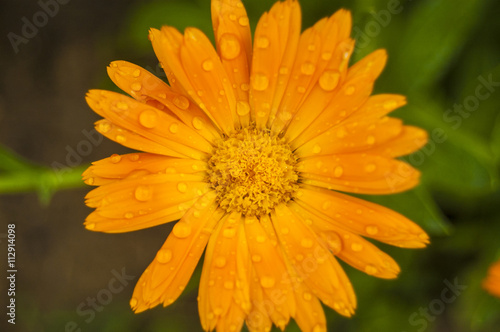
[83,0,429,330]
[483,259,500,298]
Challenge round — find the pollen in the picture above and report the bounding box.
[207,126,299,217]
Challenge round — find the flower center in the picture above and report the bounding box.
[207,127,299,217]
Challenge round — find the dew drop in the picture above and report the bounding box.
[173,96,190,110]
[256,36,270,49]
[319,70,340,91]
[116,135,126,143]
[383,99,398,110]
[321,52,332,61]
[365,163,376,173]
[301,238,314,248]
[336,127,347,138]
[172,222,192,238]
[156,249,173,263]
[322,201,332,210]
[252,73,269,91]
[313,324,324,332]
[251,254,262,263]
[303,292,312,301]
[192,117,204,129]
[313,144,322,154]
[124,212,134,219]
[256,235,266,243]
[135,185,152,201]
[279,67,289,75]
[365,264,378,275]
[281,227,289,235]
[132,69,141,78]
[98,121,111,133]
[109,154,121,163]
[351,243,363,252]
[344,85,355,95]
[202,59,214,71]
[297,86,306,93]
[223,228,236,238]
[238,16,249,26]
[131,82,142,91]
[334,166,343,178]
[300,62,315,75]
[116,102,128,111]
[365,225,379,235]
[139,110,158,128]
[86,223,96,230]
[326,233,342,254]
[260,276,276,288]
[366,135,375,145]
[236,101,250,116]
[169,123,179,133]
[177,182,187,193]
[241,83,250,91]
[214,256,227,268]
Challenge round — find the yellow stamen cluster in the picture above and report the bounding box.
[207,127,299,217]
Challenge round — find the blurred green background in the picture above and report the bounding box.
[1,0,499,331]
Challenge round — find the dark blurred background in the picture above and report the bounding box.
[1,0,500,331]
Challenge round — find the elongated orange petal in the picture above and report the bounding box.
[298,153,420,194]
[272,204,357,317]
[368,125,429,158]
[131,192,223,313]
[82,153,207,186]
[295,185,429,248]
[86,90,212,159]
[108,60,220,143]
[245,267,273,332]
[483,260,500,298]
[292,281,327,332]
[250,0,301,129]
[212,0,252,128]
[295,117,403,158]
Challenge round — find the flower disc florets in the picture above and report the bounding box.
[208,126,299,217]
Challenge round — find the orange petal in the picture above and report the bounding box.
[292,282,327,332]
[86,90,212,159]
[298,154,420,194]
[212,0,252,128]
[82,153,207,186]
[131,192,223,313]
[108,60,220,143]
[290,49,388,147]
[295,185,430,248]
[271,204,357,317]
[244,215,295,329]
[345,93,407,123]
[295,117,403,158]
[245,267,273,332]
[368,125,429,158]
[84,173,210,232]
[250,0,301,129]
[483,260,500,298]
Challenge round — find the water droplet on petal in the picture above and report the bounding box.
[365,225,379,235]
[109,154,121,163]
[345,85,355,95]
[256,36,270,49]
[191,116,203,130]
[279,67,289,75]
[322,201,332,210]
[139,110,158,128]
[301,62,315,75]
[132,69,141,78]
[124,212,134,219]
[116,101,128,111]
[131,82,142,91]
[365,264,378,275]
[251,254,262,262]
[172,222,192,238]
[173,96,190,110]
[319,70,340,91]
[97,121,111,133]
[156,249,173,263]
[260,276,275,288]
[366,135,375,145]
[301,238,314,248]
[281,227,289,234]
[220,33,241,60]
[169,123,179,133]
[313,145,322,154]
[177,182,187,193]
[332,166,343,178]
[223,228,236,238]
[214,256,227,268]
[135,185,152,201]
[116,135,126,143]
[252,73,269,91]
[351,243,363,252]
[202,59,214,71]
[303,292,312,301]
[238,16,249,26]
[383,100,398,110]
[236,101,250,116]
[256,235,266,243]
[321,52,332,60]
[86,223,96,230]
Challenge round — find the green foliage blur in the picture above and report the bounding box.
[2,0,500,331]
